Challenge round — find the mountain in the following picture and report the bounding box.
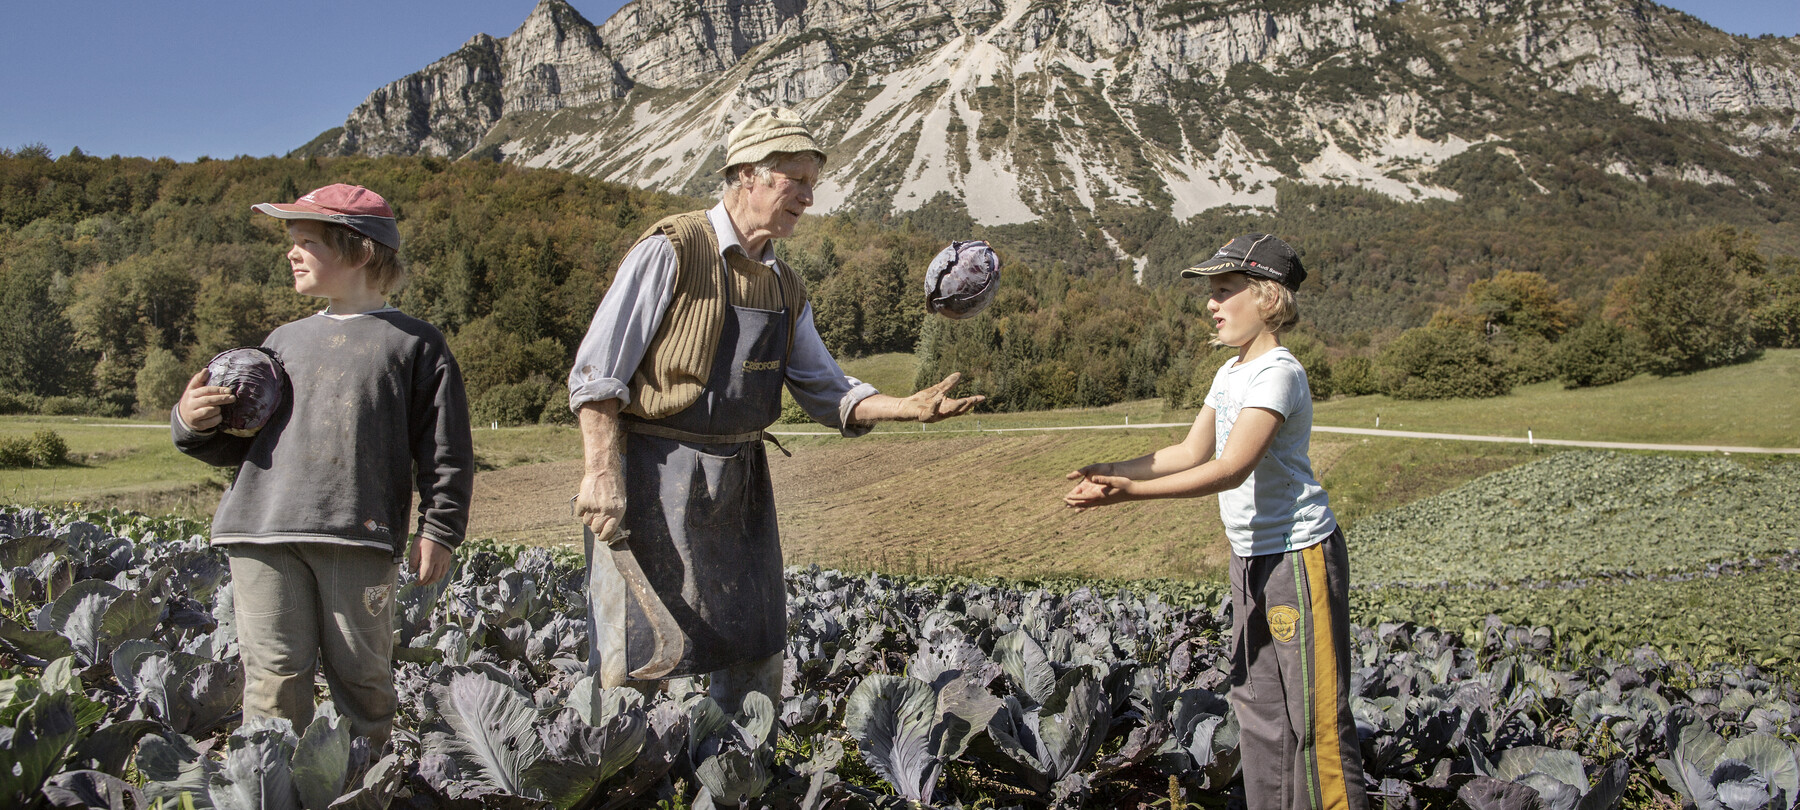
[301,0,1799,223]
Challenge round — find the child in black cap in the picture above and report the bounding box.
[1063,233,1366,810]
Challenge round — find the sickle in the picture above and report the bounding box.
[610,541,687,680]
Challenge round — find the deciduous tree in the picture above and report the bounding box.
[1627,233,1758,375]
[1376,324,1510,400]
[1552,317,1642,388]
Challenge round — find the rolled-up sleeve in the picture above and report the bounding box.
[568,236,678,413]
[785,302,878,437]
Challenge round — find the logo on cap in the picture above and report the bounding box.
[1181,233,1306,290]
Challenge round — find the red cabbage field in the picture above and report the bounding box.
[2,495,1797,809]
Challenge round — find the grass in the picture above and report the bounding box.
[471,423,582,470]
[0,416,223,516]
[828,350,1800,448]
[7,350,1796,581]
[838,352,922,396]
[786,398,1201,436]
[1314,349,1800,448]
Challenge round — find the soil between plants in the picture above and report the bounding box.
[467,433,1352,581]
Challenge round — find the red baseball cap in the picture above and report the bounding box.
[252,184,401,250]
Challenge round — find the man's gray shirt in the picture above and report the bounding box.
[172,309,475,555]
[567,203,877,433]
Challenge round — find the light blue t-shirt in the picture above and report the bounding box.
[1203,347,1337,558]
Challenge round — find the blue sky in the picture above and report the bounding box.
[1,0,1793,163]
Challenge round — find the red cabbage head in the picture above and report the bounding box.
[205,347,288,437]
[924,240,1002,320]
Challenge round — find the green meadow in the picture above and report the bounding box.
[1312,349,1800,448]
[3,350,1792,577]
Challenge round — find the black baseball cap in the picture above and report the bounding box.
[1181,233,1306,290]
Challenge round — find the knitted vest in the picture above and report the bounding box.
[623,211,809,420]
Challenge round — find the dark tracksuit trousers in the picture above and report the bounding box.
[1228,528,1368,810]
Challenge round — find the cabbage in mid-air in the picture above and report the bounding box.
[924,240,1002,320]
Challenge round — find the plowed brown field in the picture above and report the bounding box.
[467,430,1352,582]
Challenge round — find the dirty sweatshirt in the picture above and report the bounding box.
[171,309,474,555]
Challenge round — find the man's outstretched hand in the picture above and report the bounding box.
[898,373,985,423]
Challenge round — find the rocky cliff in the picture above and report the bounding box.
[306,0,1800,226]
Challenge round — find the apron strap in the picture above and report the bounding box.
[620,420,793,457]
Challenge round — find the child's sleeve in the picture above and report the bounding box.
[169,405,253,468]
[1240,363,1308,420]
[410,336,476,548]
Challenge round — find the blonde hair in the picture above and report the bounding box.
[319,223,406,294]
[1250,276,1300,334]
[1208,274,1300,347]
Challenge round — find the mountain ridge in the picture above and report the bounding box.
[300,0,1800,233]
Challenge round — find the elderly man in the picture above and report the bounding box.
[567,107,983,710]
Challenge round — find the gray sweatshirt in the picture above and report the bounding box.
[172,310,475,555]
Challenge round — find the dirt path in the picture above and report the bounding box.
[774,423,1800,454]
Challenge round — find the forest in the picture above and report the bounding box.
[1,145,1796,427]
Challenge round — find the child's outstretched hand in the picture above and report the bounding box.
[1063,464,1133,509]
[176,369,236,431]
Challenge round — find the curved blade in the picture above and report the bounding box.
[611,543,686,680]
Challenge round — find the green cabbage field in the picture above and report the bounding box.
[1349,451,1800,670]
[1350,452,1800,587]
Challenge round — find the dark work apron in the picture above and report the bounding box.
[614,288,789,679]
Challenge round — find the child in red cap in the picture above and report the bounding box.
[172,183,474,748]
